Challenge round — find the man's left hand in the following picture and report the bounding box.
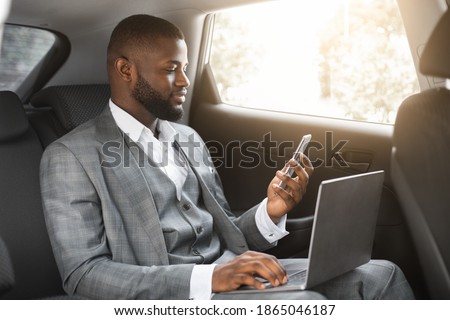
[266,154,313,223]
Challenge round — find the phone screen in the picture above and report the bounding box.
[278,134,312,190]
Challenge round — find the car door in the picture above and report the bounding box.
[189,0,427,297]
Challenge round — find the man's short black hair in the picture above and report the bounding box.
[107,14,184,63]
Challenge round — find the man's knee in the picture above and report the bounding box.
[310,260,414,299]
[361,260,414,299]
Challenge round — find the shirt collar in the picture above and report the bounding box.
[109,99,177,143]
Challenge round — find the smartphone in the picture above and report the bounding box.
[278,134,312,190]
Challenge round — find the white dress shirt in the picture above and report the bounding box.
[109,100,289,299]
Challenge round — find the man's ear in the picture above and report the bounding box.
[114,57,134,82]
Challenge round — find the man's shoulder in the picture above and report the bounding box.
[44,118,98,154]
[169,121,202,141]
[170,121,196,134]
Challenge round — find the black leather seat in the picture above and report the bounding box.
[391,9,450,299]
[0,91,64,298]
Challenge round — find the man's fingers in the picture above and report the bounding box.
[272,182,297,206]
[275,169,304,201]
[212,251,288,292]
[289,157,310,184]
[300,153,314,177]
[240,263,281,288]
[235,273,266,290]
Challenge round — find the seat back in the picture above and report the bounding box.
[29,84,110,147]
[0,91,64,298]
[391,9,450,299]
[0,235,14,297]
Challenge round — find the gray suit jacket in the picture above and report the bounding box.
[40,107,274,299]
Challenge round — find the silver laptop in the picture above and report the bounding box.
[236,170,385,292]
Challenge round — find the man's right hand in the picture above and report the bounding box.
[211,251,288,292]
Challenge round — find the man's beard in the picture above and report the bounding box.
[131,74,184,122]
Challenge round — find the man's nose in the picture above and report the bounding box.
[176,70,190,88]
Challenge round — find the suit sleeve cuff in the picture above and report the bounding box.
[189,264,216,300]
[255,198,289,243]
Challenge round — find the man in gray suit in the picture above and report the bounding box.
[40,14,413,300]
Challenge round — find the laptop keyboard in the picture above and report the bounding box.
[262,268,307,289]
[288,268,307,280]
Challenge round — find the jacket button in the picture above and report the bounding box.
[196,226,203,234]
[182,203,191,211]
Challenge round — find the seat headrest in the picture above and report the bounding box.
[420,9,450,78]
[0,91,29,142]
[30,84,110,132]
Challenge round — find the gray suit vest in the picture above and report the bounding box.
[142,149,222,265]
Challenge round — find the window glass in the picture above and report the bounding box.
[210,0,420,124]
[0,25,55,92]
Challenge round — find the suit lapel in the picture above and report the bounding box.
[174,133,249,254]
[95,108,169,265]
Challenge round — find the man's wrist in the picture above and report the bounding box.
[255,198,289,242]
[189,264,216,300]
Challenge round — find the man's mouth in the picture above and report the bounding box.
[173,90,187,104]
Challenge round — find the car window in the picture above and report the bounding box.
[0,25,55,92]
[209,0,420,124]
